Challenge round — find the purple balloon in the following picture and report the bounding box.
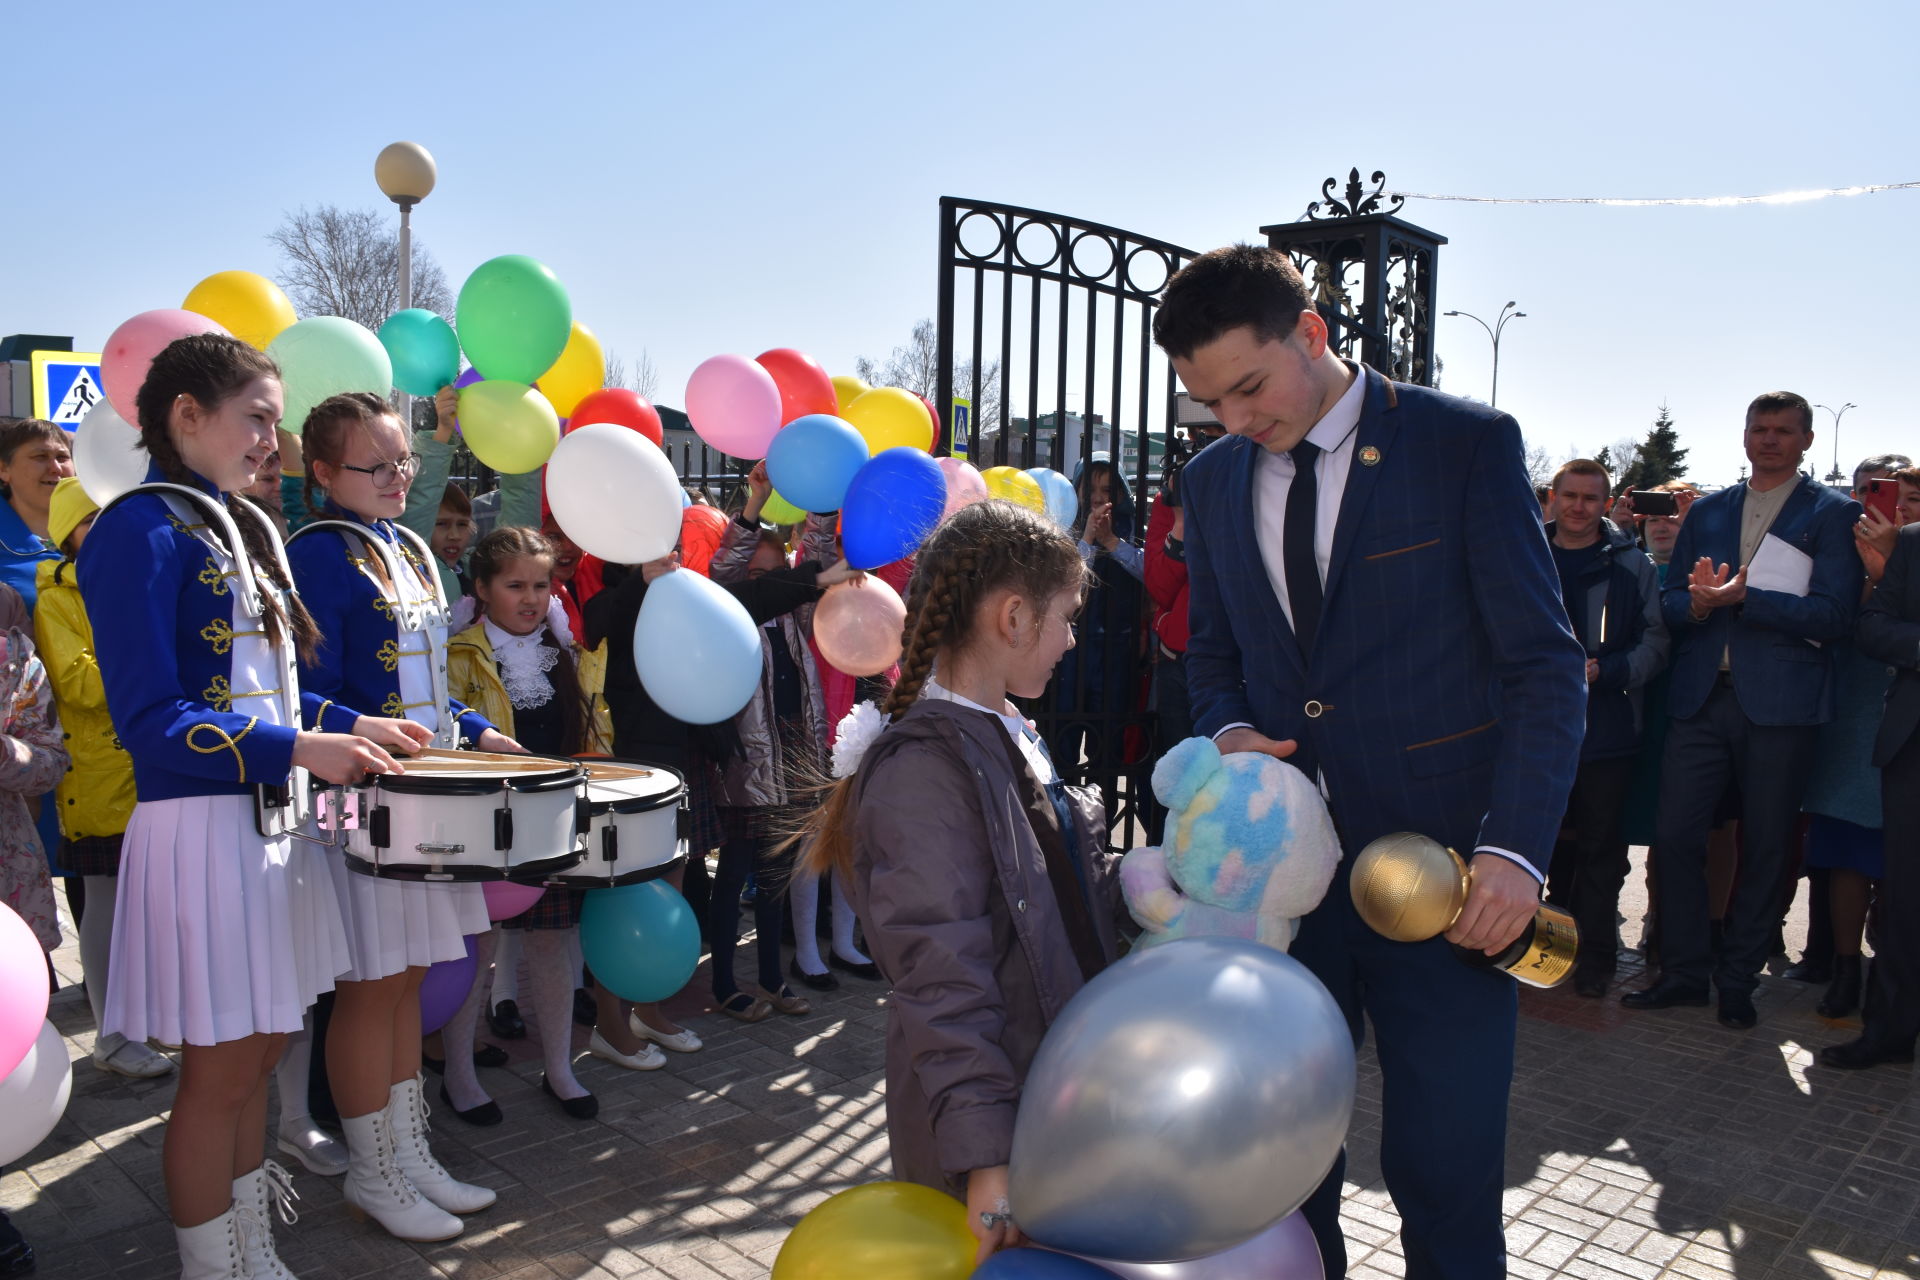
[454,366,485,390]
[418,934,479,1034]
[1076,1213,1323,1280]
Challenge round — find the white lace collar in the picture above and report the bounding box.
[483,617,558,710]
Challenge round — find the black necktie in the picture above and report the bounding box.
[1285,440,1323,658]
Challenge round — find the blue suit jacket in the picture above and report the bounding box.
[1181,367,1586,871]
[1659,475,1862,726]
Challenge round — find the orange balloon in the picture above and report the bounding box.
[679,504,728,577]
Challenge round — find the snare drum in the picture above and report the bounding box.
[331,753,588,882]
[545,760,688,888]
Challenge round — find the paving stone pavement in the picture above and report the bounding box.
[8,854,1918,1280]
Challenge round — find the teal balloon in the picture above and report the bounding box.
[579,881,701,1003]
[379,308,461,396]
[765,413,868,512]
[266,316,393,436]
[633,568,762,724]
[455,254,572,384]
[1026,467,1078,530]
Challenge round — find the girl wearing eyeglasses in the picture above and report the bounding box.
[285,392,522,1244]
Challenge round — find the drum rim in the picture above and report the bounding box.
[584,780,687,817]
[370,761,586,798]
[544,852,688,888]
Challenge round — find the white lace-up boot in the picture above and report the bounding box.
[386,1075,496,1213]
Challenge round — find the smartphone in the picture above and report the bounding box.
[1629,490,1678,517]
[1866,478,1899,523]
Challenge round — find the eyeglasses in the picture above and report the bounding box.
[335,454,420,488]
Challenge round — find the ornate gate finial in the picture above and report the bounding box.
[1304,168,1406,221]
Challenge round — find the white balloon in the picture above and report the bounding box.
[0,1018,73,1165]
[546,422,684,564]
[73,400,150,507]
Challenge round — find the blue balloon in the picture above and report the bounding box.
[765,414,869,513]
[633,568,762,724]
[378,308,462,396]
[842,447,946,570]
[971,1250,1121,1279]
[579,881,701,1003]
[1025,468,1078,530]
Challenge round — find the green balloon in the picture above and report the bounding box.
[456,254,571,384]
[267,316,393,436]
[762,489,808,525]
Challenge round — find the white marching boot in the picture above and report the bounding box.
[387,1075,496,1214]
[233,1161,301,1278]
[173,1207,245,1280]
[339,1109,463,1242]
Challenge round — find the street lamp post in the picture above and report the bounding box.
[1443,301,1525,408]
[375,142,437,423]
[1814,402,1856,484]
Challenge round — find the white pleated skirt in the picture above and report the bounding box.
[324,847,488,982]
[104,795,351,1047]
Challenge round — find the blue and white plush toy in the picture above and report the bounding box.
[1120,736,1341,952]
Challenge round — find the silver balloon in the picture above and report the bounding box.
[1009,938,1355,1263]
[1089,1211,1323,1279]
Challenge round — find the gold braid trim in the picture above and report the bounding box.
[200,618,266,656]
[198,558,237,596]
[376,638,401,672]
[186,718,257,784]
[315,699,335,729]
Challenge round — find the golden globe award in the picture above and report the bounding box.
[1349,833,1577,988]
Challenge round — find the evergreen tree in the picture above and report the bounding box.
[1621,404,1689,489]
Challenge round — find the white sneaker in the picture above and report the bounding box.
[92,1039,175,1079]
[588,1029,666,1071]
[627,1013,703,1054]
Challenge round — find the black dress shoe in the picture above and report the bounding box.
[1573,972,1609,999]
[828,952,883,982]
[487,999,527,1040]
[541,1075,598,1120]
[1818,1035,1917,1070]
[789,959,839,992]
[1817,955,1864,1018]
[438,1081,503,1127]
[1717,991,1758,1030]
[1621,979,1709,1010]
[1781,957,1832,984]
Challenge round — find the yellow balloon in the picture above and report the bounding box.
[982,465,1046,513]
[844,387,932,456]
[772,1182,975,1280]
[458,380,559,474]
[762,490,808,524]
[831,375,872,417]
[182,270,298,350]
[538,321,605,418]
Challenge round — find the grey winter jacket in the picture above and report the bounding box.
[846,699,1122,1194]
[709,513,835,807]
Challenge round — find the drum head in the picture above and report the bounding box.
[584,763,685,816]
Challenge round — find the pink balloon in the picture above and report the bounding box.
[813,576,908,678]
[483,880,544,921]
[1083,1213,1323,1279]
[101,309,231,425]
[938,457,989,519]
[685,354,783,460]
[0,904,49,1081]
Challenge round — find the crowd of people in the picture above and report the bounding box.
[0,308,1914,1278]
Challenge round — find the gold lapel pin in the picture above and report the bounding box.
[1359,445,1382,467]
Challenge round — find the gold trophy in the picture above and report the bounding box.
[1349,833,1578,988]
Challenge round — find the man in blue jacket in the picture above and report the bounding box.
[1159,245,1585,1280]
[1623,392,1862,1029]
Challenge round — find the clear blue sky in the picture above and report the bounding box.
[7,0,1915,486]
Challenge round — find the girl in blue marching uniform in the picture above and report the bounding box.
[286,392,520,1242]
[80,334,402,1280]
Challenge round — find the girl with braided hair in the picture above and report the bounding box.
[799,498,1124,1264]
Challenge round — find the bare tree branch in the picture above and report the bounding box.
[268,205,453,330]
[858,317,999,435]
[603,349,660,401]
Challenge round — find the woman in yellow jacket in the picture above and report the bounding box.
[34,479,174,1081]
[437,526,652,1124]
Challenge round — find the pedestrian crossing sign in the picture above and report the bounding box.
[30,351,104,428]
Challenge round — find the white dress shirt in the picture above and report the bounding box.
[1211,364,1542,882]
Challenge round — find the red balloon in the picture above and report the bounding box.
[570,387,663,447]
[917,395,941,452]
[755,348,839,426]
[679,504,730,578]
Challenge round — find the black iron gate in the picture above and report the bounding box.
[934,197,1197,849]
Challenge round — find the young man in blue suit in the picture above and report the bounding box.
[1623,393,1862,1029]
[1156,245,1586,1280]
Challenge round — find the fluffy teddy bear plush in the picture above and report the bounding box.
[1120,736,1341,951]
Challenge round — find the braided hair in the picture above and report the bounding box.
[797,498,1087,878]
[133,334,321,663]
